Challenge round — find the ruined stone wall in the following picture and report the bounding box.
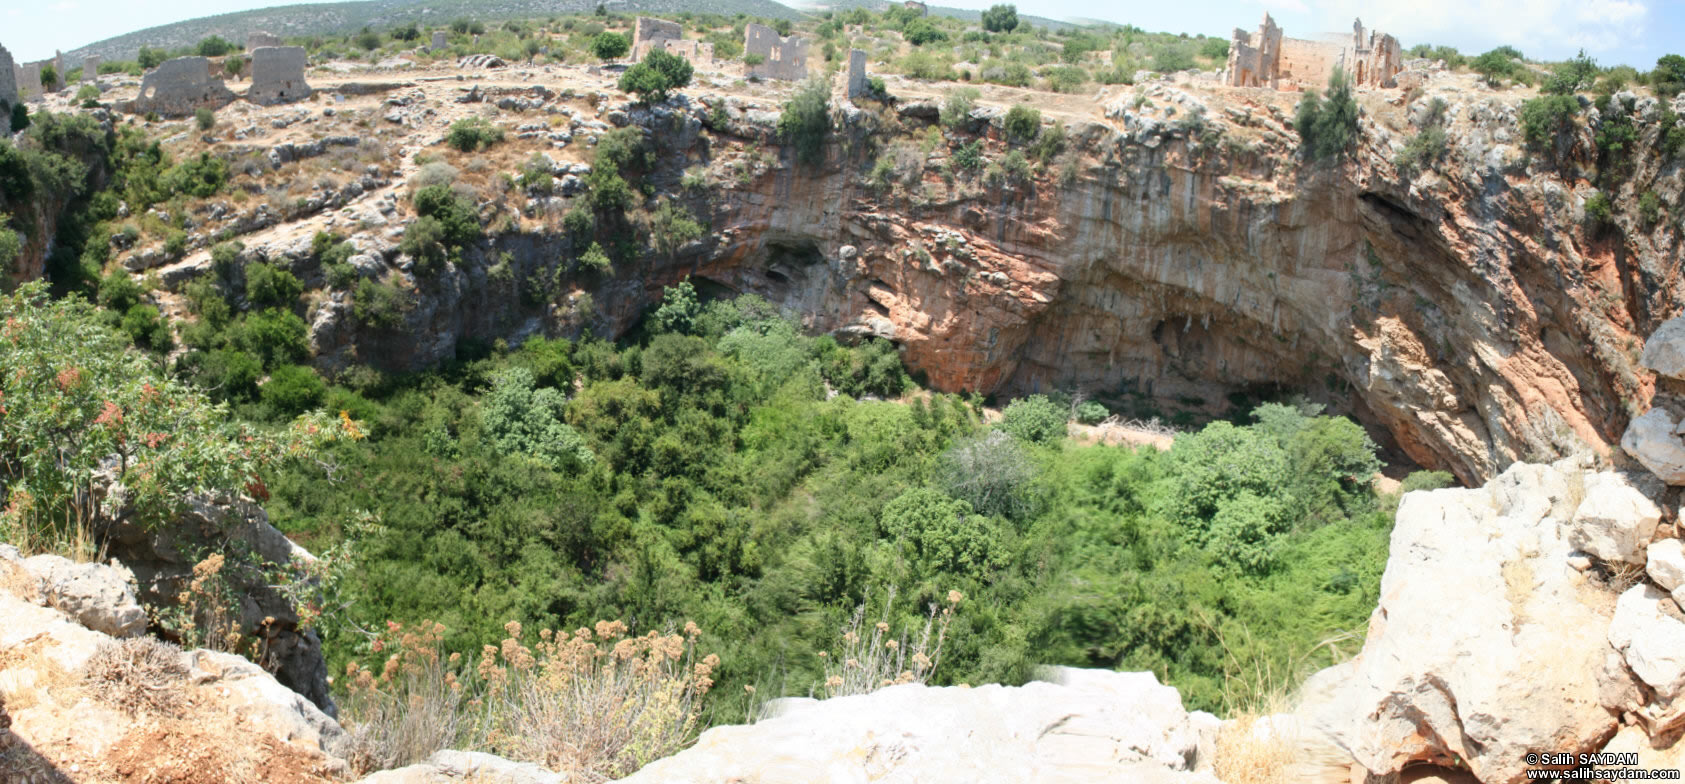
[1224,14,1281,88]
[903,1,927,16]
[82,55,101,81]
[744,24,810,81]
[1276,37,1340,89]
[128,56,235,117]
[431,31,448,51]
[17,63,41,102]
[633,17,683,61]
[846,49,867,98]
[247,31,282,52]
[0,44,16,114]
[247,46,310,105]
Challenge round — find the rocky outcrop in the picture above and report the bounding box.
[0,554,345,782]
[355,750,566,784]
[2,546,147,638]
[99,492,338,716]
[612,666,1220,784]
[1293,459,1636,784]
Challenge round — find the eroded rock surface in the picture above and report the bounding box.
[612,666,1220,784]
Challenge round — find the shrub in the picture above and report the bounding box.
[1585,191,1615,230]
[818,589,959,698]
[1200,38,1230,60]
[594,127,653,175]
[211,240,244,276]
[1394,126,1447,176]
[1003,104,1040,144]
[245,263,304,308]
[353,278,411,329]
[1046,66,1088,94]
[563,205,594,239]
[1639,191,1663,226]
[399,216,449,273]
[263,364,328,416]
[938,430,1040,520]
[195,108,216,131]
[325,262,358,289]
[1543,49,1598,95]
[120,304,172,351]
[1654,54,1685,99]
[1295,68,1360,162]
[518,153,554,194]
[232,308,309,368]
[196,35,235,57]
[413,161,458,189]
[940,88,978,130]
[75,85,100,103]
[1398,470,1455,493]
[646,200,704,257]
[1075,400,1109,424]
[162,153,229,198]
[446,117,504,152]
[9,104,27,134]
[779,79,831,167]
[903,19,947,46]
[579,242,611,272]
[1471,48,1520,86]
[951,140,984,171]
[0,219,19,277]
[1519,94,1579,153]
[412,184,481,247]
[98,269,145,313]
[482,367,594,470]
[617,49,692,104]
[998,394,1066,444]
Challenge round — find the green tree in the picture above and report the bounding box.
[196,35,235,57]
[1543,49,1597,95]
[981,4,1018,33]
[880,488,1002,576]
[1296,68,1359,162]
[244,263,303,308]
[445,117,503,152]
[411,184,481,247]
[617,49,693,104]
[1471,48,1519,86]
[651,279,701,335]
[1003,104,1041,143]
[779,79,831,167]
[1653,54,1685,98]
[138,47,165,69]
[592,32,630,61]
[481,366,595,470]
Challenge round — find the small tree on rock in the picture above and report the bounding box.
[617,49,692,104]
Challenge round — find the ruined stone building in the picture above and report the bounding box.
[431,31,448,52]
[247,46,311,105]
[903,1,928,16]
[1225,14,1401,90]
[16,62,41,102]
[846,49,867,98]
[744,23,809,81]
[631,17,683,61]
[0,44,16,134]
[82,56,102,81]
[247,31,283,52]
[126,56,235,117]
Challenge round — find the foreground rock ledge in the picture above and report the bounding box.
[612,666,1221,784]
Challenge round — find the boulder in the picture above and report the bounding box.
[186,649,347,752]
[1295,462,1618,784]
[1608,585,1685,700]
[611,667,1219,784]
[1565,472,1661,564]
[17,553,147,638]
[1641,316,1685,380]
[1649,539,1685,593]
[355,750,564,784]
[1622,408,1685,485]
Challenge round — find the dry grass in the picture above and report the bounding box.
[817,586,960,699]
[1216,712,1354,784]
[342,618,717,784]
[80,637,190,717]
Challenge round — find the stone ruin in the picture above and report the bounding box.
[126,56,235,117]
[431,31,448,52]
[0,44,16,134]
[903,1,928,16]
[16,62,41,102]
[632,17,683,61]
[247,31,283,52]
[247,46,311,105]
[846,49,867,98]
[1225,13,1401,90]
[744,23,810,81]
[82,55,102,81]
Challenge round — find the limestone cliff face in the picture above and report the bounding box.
[649,85,1684,485]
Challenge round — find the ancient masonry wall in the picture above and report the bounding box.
[17,62,41,102]
[247,46,311,105]
[247,31,283,52]
[632,17,683,61]
[82,55,102,81]
[128,56,236,117]
[744,23,810,81]
[0,44,15,134]
[846,49,867,98]
[1224,14,1401,90]
[431,31,448,51]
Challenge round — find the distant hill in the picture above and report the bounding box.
[796,0,1076,33]
[65,0,808,65]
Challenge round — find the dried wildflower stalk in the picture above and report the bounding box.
[818,586,961,699]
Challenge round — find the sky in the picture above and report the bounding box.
[2,0,1680,68]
